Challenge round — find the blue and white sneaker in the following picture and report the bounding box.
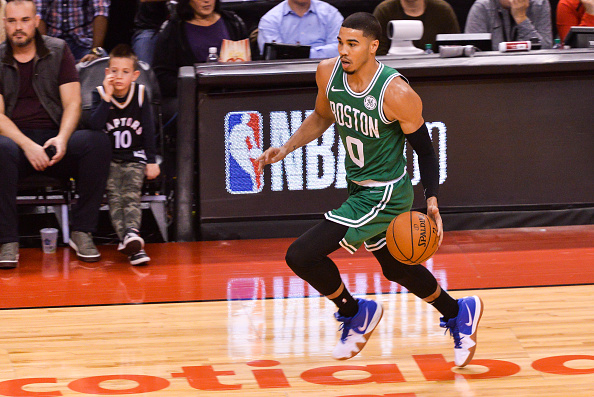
[440,295,484,367]
[332,298,384,360]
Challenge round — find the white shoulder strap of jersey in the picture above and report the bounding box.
[138,84,145,107]
[97,85,109,103]
[100,82,137,109]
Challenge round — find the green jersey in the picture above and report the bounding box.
[326,59,407,184]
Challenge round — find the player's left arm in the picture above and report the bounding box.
[383,77,443,245]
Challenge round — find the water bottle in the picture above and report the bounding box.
[552,38,563,50]
[207,47,219,62]
[424,43,434,55]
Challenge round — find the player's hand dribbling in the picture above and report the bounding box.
[257,146,288,172]
[427,196,443,246]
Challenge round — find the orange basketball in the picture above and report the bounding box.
[386,211,439,265]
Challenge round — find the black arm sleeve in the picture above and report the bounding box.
[405,123,439,200]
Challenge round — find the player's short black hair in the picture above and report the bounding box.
[109,44,140,71]
[341,12,382,41]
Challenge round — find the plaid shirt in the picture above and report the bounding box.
[35,0,110,49]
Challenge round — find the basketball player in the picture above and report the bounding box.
[89,44,160,265]
[258,12,483,367]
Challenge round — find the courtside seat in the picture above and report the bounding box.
[17,174,72,244]
[77,57,170,242]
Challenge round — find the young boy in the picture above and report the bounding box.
[89,44,160,265]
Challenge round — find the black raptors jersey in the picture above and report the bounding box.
[91,82,157,164]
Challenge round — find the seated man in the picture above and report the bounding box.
[257,0,344,59]
[0,0,111,268]
[373,0,461,54]
[35,0,110,62]
[465,0,553,49]
[557,0,594,42]
[1,0,5,42]
[132,0,170,64]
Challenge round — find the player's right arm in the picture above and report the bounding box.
[258,58,337,171]
[383,78,443,245]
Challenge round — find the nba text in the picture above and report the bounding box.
[224,111,448,194]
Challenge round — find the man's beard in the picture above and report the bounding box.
[11,32,34,47]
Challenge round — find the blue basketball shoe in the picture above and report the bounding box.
[332,298,384,360]
[440,295,484,367]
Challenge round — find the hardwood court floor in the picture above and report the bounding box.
[0,225,592,396]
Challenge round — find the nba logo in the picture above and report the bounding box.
[225,112,264,194]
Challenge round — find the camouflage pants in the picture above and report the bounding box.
[106,160,145,241]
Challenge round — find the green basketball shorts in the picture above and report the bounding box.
[324,174,414,254]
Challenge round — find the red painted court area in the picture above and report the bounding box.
[0,225,592,309]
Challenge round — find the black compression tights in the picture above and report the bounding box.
[285,220,439,299]
[285,220,346,296]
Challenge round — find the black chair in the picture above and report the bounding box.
[17,174,73,244]
[76,57,170,242]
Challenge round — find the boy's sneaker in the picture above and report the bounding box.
[440,295,484,367]
[69,231,101,262]
[332,298,384,360]
[0,242,19,269]
[117,227,144,256]
[129,249,150,266]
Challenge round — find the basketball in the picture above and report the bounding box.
[386,211,439,265]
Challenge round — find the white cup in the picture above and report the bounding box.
[40,228,58,254]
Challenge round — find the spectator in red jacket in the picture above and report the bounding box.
[556,0,594,42]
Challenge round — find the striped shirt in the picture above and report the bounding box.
[35,0,110,48]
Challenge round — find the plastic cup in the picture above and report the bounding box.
[40,228,58,254]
